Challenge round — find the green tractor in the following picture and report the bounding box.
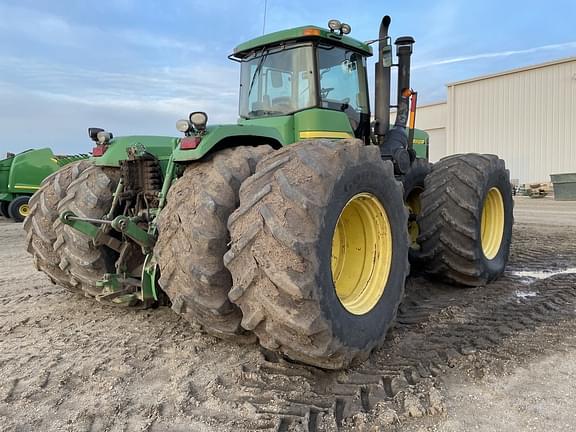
[25,16,513,369]
[0,148,88,222]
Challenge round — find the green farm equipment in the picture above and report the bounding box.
[0,148,88,221]
[25,16,513,369]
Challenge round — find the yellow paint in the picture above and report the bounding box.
[299,131,353,139]
[405,186,424,249]
[331,193,392,315]
[19,204,30,217]
[412,139,425,144]
[481,187,505,259]
[14,185,40,190]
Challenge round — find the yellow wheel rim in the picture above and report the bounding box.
[481,187,504,260]
[406,187,423,250]
[19,204,30,217]
[331,193,392,315]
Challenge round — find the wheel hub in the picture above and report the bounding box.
[481,187,505,259]
[331,193,392,315]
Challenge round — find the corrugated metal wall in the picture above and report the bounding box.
[446,58,576,184]
[390,102,448,162]
[413,103,447,162]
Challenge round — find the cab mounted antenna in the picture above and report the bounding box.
[262,0,268,35]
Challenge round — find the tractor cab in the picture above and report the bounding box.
[233,24,372,140]
[230,19,418,174]
[231,20,372,139]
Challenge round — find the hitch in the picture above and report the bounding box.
[61,211,156,253]
[60,211,160,305]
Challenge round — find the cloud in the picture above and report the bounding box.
[414,41,576,70]
[0,3,202,54]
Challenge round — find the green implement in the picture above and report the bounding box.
[0,148,88,221]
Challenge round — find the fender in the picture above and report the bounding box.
[92,135,179,172]
[171,121,291,162]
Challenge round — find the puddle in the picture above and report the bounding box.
[510,268,576,281]
[515,290,538,299]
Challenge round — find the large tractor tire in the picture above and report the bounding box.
[402,158,431,264]
[8,196,31,222]
[155,146,273,343]
[225,139,410,369]
[24,160,92,291]
[417,154,513,286]
[53,165,121,298]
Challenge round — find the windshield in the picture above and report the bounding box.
[239,45,316,119]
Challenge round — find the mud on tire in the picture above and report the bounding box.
[24,160,92,291]
[53,165,121,297]
[155,146,273,342]
[224,139,410,369]
[417,153,513,286]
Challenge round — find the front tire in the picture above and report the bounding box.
[417,154,513,286]
[225,140,409,369]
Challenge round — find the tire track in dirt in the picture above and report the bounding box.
[1,221,575,431]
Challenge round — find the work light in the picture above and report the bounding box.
[328,19,341,32]
[176,119,192,133]
[96,131,112,144]
[189,111,208,131]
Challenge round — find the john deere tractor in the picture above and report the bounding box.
[25,16,513,369]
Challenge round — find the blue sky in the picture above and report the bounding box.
[1,0,575,155]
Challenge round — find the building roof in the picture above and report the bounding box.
[447,56,576,87]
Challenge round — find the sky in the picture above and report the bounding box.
[1,0,575,156]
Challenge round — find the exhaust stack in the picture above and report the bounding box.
[374,24,415,174]
[393,36,415,131]
[374,15,392,143]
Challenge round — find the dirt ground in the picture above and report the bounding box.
[0,196,575,432]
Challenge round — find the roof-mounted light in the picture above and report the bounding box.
[341,23,351,35]
[328,19,341,32]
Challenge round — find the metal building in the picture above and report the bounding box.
[416,57,576,184]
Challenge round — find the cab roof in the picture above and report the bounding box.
[232,26,373,59]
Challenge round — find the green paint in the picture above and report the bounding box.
[111,216,155,252]
[172,109,357,162]
[141,254,159,301]
[60,211,101,238]
[172,122,288,161]
[293,109,354,138]
[412,129,429,159]
[233,26,372,58]
[0,148,88,203]
[92,136,178,170]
